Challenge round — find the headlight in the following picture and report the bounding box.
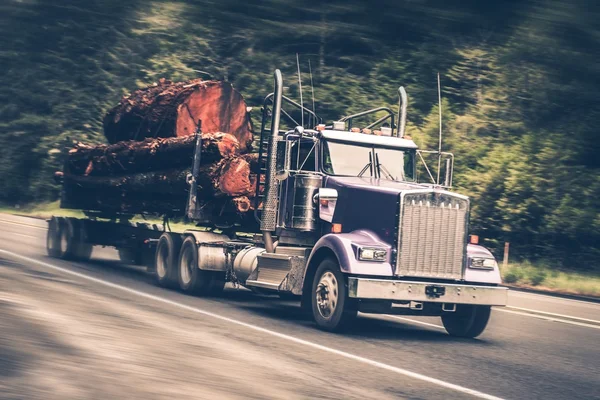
[358,247,387,262]
[470,257,497,270]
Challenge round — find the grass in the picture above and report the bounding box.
[0,201,201,233]
[502,260,600,298]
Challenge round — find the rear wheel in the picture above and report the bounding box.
[55,218,92,261]
[154,233,182,287]
[46,217,61,258]
[178,236,215,295]
[311,258,357,332]
[441,305,491,338]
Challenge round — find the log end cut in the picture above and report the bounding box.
[104,80,253,152]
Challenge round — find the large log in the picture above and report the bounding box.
[61,156,259,219]
[66,133,240,176]
[64,158,257,199]
[103,79,253,151]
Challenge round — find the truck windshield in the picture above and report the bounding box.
[322,140,415,181]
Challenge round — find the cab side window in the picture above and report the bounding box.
[290,140,317,172]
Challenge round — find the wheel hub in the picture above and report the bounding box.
[315,271,338,319]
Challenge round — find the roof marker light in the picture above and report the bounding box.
[333,121,345,130]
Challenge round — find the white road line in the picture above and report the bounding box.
[506,306,600,325]
[0,249,503,400]
[386,315,445,330]
[495,308,600,330]
[0,219,47,230]
[12,232,39,239]
[509,290,599,307]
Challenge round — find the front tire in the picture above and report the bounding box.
[441,305,491,338]
[311,258,357,332]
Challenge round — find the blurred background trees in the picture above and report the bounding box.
[1,0,599,268]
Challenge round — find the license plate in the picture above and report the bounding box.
[425,285,446,298]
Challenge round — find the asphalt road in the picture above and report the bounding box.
[1,214,599,400]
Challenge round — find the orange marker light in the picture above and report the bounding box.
[320,199,329,206]
[469,235,479,245]
[331,223,342,233]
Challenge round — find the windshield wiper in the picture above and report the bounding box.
[358,152,374,177]
[375,153,395,180]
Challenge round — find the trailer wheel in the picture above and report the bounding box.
[56,219,92,261]
[154,233,182,287]
[46,217,61,258]
[441,305,491,338]
[177,236,214,295]
[311,258,357,332]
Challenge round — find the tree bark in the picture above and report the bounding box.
[103,79,253,151]
[61,157,258,217]
[66,133,240,176]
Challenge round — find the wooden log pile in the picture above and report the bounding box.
[103,79,253,151]
[60,78,261,224]
[62,133,260,219]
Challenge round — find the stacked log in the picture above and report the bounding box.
[103,79,253,151]
[61,133,260,222]
[60,78,259,224]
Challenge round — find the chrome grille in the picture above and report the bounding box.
[396,190,468,280]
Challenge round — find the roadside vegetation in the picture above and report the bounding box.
[502,261,600,298]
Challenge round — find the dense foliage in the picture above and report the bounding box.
[1,0,599,267]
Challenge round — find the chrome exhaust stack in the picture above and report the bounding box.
[397,86,407,138]
[261,70,283,253]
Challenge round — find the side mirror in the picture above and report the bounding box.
[275,140,293,180]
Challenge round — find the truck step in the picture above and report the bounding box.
[244,280,280,290]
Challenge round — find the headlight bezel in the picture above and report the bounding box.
[469,257,498,270]
[358,247,387,262]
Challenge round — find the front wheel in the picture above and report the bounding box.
[441,305,491,338]
[311,258,357,332]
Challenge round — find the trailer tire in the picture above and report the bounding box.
[441,305,491,338]
[154,233,182,288]
[311,258,357,332]
[56,218,92,261]
[177,236,215,295]
[46,217,61,258]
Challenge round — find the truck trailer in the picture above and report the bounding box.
[46,70,507,337]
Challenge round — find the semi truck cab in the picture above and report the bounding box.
[240,70,507,336]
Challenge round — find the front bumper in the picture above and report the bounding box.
[348,277,508,306]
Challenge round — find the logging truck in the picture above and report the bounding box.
[46,70,507,337]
